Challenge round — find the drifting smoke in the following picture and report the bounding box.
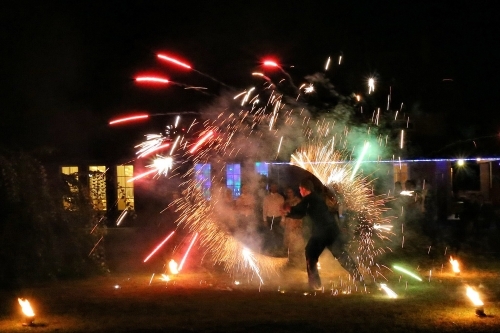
[169,65,396,280]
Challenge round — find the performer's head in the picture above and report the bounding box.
[299,179,314,197]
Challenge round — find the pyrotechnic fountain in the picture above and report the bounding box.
[110,51,405,290]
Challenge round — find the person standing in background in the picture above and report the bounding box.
[283,186,304,265]
[262,181,285,255]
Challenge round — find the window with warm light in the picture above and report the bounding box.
[89,166,107,211]
[62,166,79,210]
[194,163,211,200]
[116,165,134,210]
[226,163,241,198]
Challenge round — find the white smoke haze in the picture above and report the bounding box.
[170,67,396,282]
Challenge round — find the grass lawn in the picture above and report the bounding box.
[1,242,499,333]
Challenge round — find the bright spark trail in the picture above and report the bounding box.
[350,141,370,180]
[393,265,423,282]
[114,53,401,286]
[242,248,264,285]
[109,114,149,125]
[178,233,198,271]
[135,76,169,84]
[380,283,398,298]
[143,231,176,263]
[157,54,192,69]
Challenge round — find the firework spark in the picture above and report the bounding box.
[393,265,422,281]
[325,56,331,70]
[380,283,398,298]
[178,233,198,271]
[157,54,192,69]
[120,52,399,286]
[109,114,149,125]
[143,230,176,262]
[242,247,264,284]
[290,139,392,281]
[368,77,375,94]
[136,76,169,84]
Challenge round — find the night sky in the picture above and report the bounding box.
[1,1,499,161]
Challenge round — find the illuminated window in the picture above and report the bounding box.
[62,166,79,210]
[194,163,211,200]
[89,166,107,211]
[255,162,269,177]
[62,166,79,183]
[226,163,241,198]
[116,165,134,210]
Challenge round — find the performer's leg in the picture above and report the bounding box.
[305,236,326,289]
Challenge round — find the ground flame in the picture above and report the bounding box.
[449,256,460,274]
[18,298,35,317]
[466,286,484,306]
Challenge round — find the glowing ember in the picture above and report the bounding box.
[160,274,171,282]
[368,77,375,94]
[449,256,460,274]
[18,298,35,317]
[380,284,398,298]
[304,84,314,93]
[263,60,279,67]
[169,259,179,275]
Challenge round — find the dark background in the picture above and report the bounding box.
[1,1,499,161]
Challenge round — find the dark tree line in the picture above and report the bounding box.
[0,150,107,289]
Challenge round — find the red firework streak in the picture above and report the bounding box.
[135,76,169,84]
[189,130,214,153]
[127,169,157,183]
[263,59,279,68]
[137,142,171,158]
[178,233,198,271]
[109,114,149,125]
[157,54,192,69]
[143,230,176,263]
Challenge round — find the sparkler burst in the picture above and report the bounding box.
[170,86,394,283]
[290,138,392,280]
[115,52,400,285]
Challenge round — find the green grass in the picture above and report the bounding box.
[1,248,499,333]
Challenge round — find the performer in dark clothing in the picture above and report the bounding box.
[283,179,361,290]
